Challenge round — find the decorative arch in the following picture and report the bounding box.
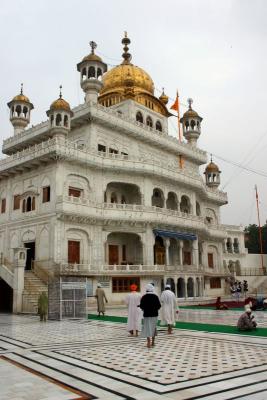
[152,188,164,208]
[38,228,50,261]
[180,195,191,213]
[65,174,91,197]
[146,116,153,128]
[187,277,194,297]
[205,208,217,225]
[166,192,178,210]
[177,277,185,298]
[136,111,143,123]
[155,120,162,132]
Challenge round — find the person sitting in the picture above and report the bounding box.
[237,308,257,331]
[215,297,228,310]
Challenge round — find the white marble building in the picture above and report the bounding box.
[0,35,248,312]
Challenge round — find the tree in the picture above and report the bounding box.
[244,224,267,254]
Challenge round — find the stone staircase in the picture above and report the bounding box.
[22,271,48,313]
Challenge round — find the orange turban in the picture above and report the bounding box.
[130,284,137,291]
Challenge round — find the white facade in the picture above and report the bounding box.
[0,36,251,311]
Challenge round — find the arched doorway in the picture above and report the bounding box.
[187,277,194,297]
[154,236,165,264]
[0,278,13,312]
[166,277,176,295]
[177,277,185,298]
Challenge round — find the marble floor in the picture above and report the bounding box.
[0,311,267,400]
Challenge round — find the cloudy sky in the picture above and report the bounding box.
[1,0,267,227]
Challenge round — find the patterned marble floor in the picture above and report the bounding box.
[0,313,267,400]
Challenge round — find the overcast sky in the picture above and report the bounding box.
[1,0,267,227]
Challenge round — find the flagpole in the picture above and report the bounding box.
[177,90,182,143]
[255,185,264,270]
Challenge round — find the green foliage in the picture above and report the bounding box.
[244,224,267,254]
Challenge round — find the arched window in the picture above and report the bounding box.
[15,105,21,117]
[190,120,196,130]
[22,106,28,118]
[32,197,35,211]
[121,195,126,204]
[146,116,153,128]
[50,115,54,125]
[155,121,162,132]
[88,66,95,78]
[64,115,68,128]
[180,195,190,213]
[97,68,102,78]
[152,188,164,208]
[196,201,201,216]
[26,197,32,212]
[136,111,143,123]
[56,113,62,126]
[82,67,87,80]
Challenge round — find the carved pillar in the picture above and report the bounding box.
[13,247,27,313]
[184,277,188,298]
[192,238,199,269]
[164,238,170,266]
[179,240,184,265]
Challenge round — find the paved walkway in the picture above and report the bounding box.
[0,312,267,399]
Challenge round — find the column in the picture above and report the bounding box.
[179,240,184,266]
[184,277,188,298]
[164,238,170,266]
[13,247,27,313]
[145,229,154,265]
[192,238,199,269]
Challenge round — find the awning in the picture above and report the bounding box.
[153,229,197,241]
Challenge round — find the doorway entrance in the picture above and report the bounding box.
[0,278,13,312]
[24,242,35,270]
[154,237,165,265]
[68,240,80,264]
[109,245,119,265]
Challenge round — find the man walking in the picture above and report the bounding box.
[140,283,161,348]
[160,284,177,334]
[125,283,142,336]
[95,283,108,316]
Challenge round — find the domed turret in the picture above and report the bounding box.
[204,156,221,188]
[159,88,168,105]
[180,98,202,146]
[77,41,107,103]
[46,86,73,138]
[7,84,34,135]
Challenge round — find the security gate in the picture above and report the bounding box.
[48,277,88,320]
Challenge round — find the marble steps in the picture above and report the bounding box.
[23,271,48,313]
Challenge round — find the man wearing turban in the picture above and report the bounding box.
[125,283,142,336]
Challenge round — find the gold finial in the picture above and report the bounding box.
[187,98,193,109]
[121,32,131,64]
[59,85,62,99]
[89,40,97,54]
[20,83,23,95]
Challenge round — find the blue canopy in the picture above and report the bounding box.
[153,229,197,241]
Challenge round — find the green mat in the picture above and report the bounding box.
[88,314,267,337]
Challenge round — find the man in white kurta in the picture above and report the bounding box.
[125,284,142,336]
[160,284,177,334]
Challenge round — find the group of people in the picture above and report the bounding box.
[95,282,178,348]
[125,283,177,348]
[230,280,248,301]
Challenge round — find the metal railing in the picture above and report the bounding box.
[238,267,267,276]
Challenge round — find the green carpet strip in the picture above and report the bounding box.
[88,314,267,337]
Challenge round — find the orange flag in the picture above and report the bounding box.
[170,94,179,111]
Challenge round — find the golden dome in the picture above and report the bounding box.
[100,63,154,97]
[12,93,30,103]
[181,98,202,121]
[49,86,71,112]
[50,97,71,112]
[159,89,168,105]
[205,161,220,173]
[82,53,103,63]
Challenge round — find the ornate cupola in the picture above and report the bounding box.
[180,98,203,146]
[7,84,34,135]
[204,156,221,188]
[159,88,169,105]
[46,86,73,138]
[77,41,107,103]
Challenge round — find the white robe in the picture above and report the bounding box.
[160,289,177,325]
[125,292,142,332]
